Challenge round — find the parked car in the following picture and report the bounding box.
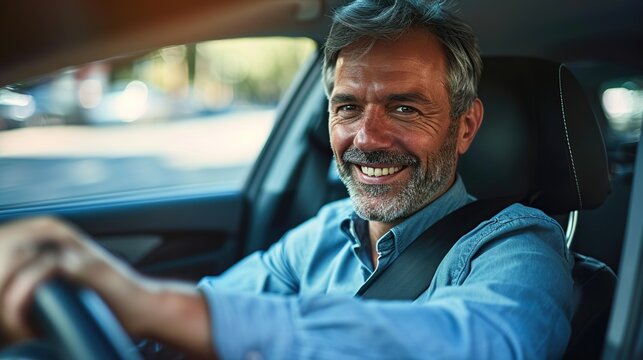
[0,0,641,359]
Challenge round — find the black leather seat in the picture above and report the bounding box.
[566,253,617,358]
[459,57,617,359]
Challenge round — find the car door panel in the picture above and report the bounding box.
[0,190,246,281]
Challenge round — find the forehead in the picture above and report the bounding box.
[333,28,448,95]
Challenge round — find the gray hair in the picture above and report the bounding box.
[323,0,482,120]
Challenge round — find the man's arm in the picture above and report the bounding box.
[198,208,574,359]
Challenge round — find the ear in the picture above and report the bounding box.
[456,98,484,155]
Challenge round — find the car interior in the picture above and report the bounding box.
[0,0,642,359]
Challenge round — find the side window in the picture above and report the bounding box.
[0,37,316,209]
[601,77,643,142]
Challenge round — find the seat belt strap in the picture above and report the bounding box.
[356,196,519,300]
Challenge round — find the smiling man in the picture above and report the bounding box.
[329,27,479,247]
[0,1,574,359]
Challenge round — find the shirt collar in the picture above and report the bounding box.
[340,175,473,255]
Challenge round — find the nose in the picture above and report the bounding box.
[354,107,393,151]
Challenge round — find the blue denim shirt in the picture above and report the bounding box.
[198,176,574,359]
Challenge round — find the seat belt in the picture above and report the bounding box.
[356,196,519,300]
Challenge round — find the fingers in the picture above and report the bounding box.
[0,216,99,296]
[0,252,59,342]
[0,216,90,343]
[0,216,85,249]
[0,216,141,342]
[0,241,41,297]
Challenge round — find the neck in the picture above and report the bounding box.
[368,220,397,246]
[368,220,398,268]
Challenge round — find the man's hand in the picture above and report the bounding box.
[0,217,215,358]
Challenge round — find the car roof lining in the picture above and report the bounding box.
[0,0,333,86]
[1,0,642,86]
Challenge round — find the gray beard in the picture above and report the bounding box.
[336,125,458,223]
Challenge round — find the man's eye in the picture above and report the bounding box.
[338,105,357,112]
[395,105,416,114]
[336,105,360,118]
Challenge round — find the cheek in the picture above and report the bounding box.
[329,121,355,160]
[402,137,439,165]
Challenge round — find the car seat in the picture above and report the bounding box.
[459,57,617,359]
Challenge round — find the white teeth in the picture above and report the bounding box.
[360,166,401,177]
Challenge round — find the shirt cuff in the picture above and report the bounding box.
[197,280,296,360]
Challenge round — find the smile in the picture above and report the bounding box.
[359,165,402,177]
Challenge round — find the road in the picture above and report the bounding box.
[0,110,274,208]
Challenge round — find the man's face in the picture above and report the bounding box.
[329,28,460,223]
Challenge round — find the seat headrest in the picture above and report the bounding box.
[459,57,610,215]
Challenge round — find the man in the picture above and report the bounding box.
[0,0,574,358]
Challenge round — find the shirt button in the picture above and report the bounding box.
[245,351,263,360]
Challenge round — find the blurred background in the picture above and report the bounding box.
[1,36,642,210]
[0,37,316,208]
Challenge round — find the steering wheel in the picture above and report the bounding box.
[29,278,142,360]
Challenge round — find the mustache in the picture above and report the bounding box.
[341,147,418,166]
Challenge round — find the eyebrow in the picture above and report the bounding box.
[329,92,435,106]
[386,93,434,105]
[330,93,357,104]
